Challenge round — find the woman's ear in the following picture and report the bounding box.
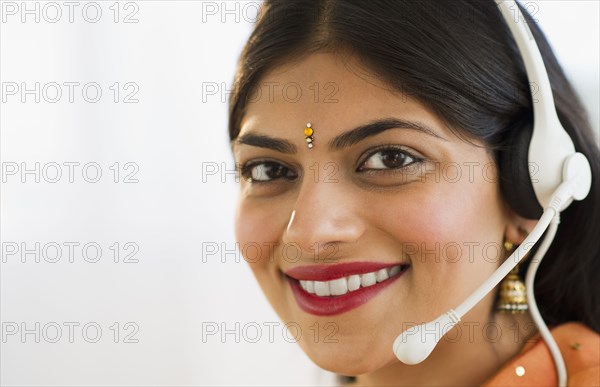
[504,208,537,245]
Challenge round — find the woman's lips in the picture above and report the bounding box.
[284,262,410,316]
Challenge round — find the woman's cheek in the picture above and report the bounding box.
[234,198,288,268]
[380,181,497,307]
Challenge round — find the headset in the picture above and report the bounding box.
[392,1,593,386]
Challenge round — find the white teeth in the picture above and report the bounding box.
[389,266,401,277]
[347,275,361,291]
[376,268,389,282]
[360,272,377,287]
[314,281,331,296]
[329,278,349,296]
[299,280,316,294]
[297,264,406,297]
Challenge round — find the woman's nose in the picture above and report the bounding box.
[282,178,365,259]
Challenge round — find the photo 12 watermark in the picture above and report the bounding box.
[2,321,140,343]
[202,81,339,104]
[201,321,339,344]
[1,2,140,24]
[1,162,140,184]
[2,241,140,264]
[1,82,140,104]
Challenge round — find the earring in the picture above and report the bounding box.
[304,122,314,149]
[497,239,529,314]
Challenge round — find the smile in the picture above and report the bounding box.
[284,262,410,316]
[300,264,405,296]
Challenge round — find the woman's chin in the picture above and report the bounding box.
[299,340,392,376]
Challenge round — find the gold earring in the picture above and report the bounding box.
[497,239,529,314]
[304,122,314,149]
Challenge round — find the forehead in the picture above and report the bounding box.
[239,52,454,140]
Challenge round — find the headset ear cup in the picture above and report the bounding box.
[498,123,544,219]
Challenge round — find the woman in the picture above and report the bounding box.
[228,1,600,385]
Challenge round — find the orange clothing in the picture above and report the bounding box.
[483,322,599,386]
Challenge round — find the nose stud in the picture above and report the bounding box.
[304,122,314,149]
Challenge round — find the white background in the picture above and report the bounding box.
[1,1,598,386]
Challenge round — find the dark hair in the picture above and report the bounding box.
[229,0,600,338]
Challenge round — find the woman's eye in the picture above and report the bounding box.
[359,148,418,171]
[240,161,296,183]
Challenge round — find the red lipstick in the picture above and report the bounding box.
[284,262,409,316]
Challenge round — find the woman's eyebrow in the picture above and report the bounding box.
[233,133,297,154]
[328,118,448,151]
[232,118,447,154]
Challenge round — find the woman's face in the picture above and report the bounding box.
[233,52,515,374]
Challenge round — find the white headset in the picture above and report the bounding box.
[392,2,593,386]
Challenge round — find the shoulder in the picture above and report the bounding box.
[553,322,599,386]
[483,322,599,387]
